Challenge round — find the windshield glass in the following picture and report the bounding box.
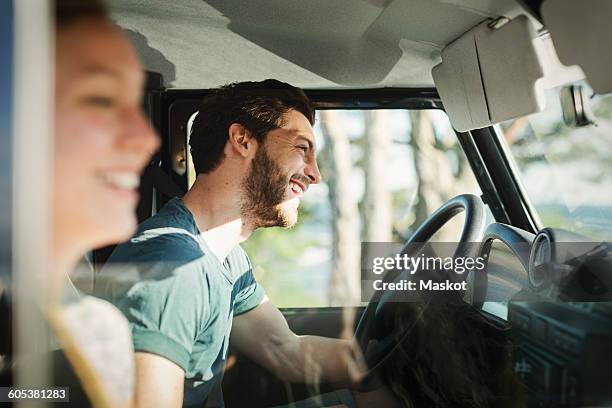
[501,81,612,240]
[184,108,486,307]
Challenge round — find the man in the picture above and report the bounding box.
[95,80,365,407]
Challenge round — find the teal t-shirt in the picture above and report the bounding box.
[94,198,265,407]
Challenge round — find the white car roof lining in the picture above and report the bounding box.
[109,0,608,134]
[109,0,528,89]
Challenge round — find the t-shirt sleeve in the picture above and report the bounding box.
[232,251,266,316]
[116,259,210,372]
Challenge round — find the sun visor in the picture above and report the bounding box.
[433,16,553,132]
[431,29,491,132]
[541,0,612,94]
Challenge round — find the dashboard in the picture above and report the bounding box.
[479,223,612,407]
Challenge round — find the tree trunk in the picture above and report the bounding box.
[409,111,457,240]
[363,111,393,242]
[319,111,361,306]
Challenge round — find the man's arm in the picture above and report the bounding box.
[133,352,185,408]
[230,298,366,385]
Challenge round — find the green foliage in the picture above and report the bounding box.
[242,204,327,307]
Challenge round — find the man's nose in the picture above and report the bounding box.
[305,156,322,185]
[120,108,160,160]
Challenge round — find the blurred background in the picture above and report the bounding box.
[240,83,612,308]
[243,108,482,307]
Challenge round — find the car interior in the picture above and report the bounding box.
[83,0,612,407]
[4,0,612,407]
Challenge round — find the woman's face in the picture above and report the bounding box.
[54,18,159,259]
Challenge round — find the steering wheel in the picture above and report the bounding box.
[353,194,486,390]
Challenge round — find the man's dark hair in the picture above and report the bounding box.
[55,0,109,28]
[189,79,315,175]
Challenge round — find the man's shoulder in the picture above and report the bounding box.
[230,244,248,258]
[109,198,203,264]
[110,225,202,264]
[227,245,251,268]
[226,245,257,288]
[134,198,197,238]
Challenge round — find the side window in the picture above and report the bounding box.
[238,109,482,307]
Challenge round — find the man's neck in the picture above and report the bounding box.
[181,175,254,263]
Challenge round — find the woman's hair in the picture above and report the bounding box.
[380,300,518,408]
[55,0,109,28]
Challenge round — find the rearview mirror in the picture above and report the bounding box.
[560,85,594,128]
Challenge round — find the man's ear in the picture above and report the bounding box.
[227,123,255,158]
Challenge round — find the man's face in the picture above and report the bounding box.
[54,19,159,252]
[241,109,321,228]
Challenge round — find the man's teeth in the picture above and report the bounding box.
[290,181,304,195]
[100,172,140,190]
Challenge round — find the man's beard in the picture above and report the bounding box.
[241,147,298,229]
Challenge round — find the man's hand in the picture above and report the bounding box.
[133,352,185,408]
[230,298,367,386]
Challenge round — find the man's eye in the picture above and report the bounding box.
[298,145,308,152]
[83,95,116,108]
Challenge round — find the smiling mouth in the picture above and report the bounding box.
[97,171,140,192]
[289,179,306,197]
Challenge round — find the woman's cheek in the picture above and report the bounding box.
[53,113,114,200]
[76,108,120,152]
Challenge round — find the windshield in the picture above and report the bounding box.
[185,108,485,308]
[501,81,612,240]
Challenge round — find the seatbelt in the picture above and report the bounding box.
[136,162,185,224]
[144,163,184,198]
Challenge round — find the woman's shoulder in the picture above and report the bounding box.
[53,295,135,407]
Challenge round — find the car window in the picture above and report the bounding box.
[500,81,612,240]
[209,108,482,307]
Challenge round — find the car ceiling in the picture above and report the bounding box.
[109,0,531,89]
